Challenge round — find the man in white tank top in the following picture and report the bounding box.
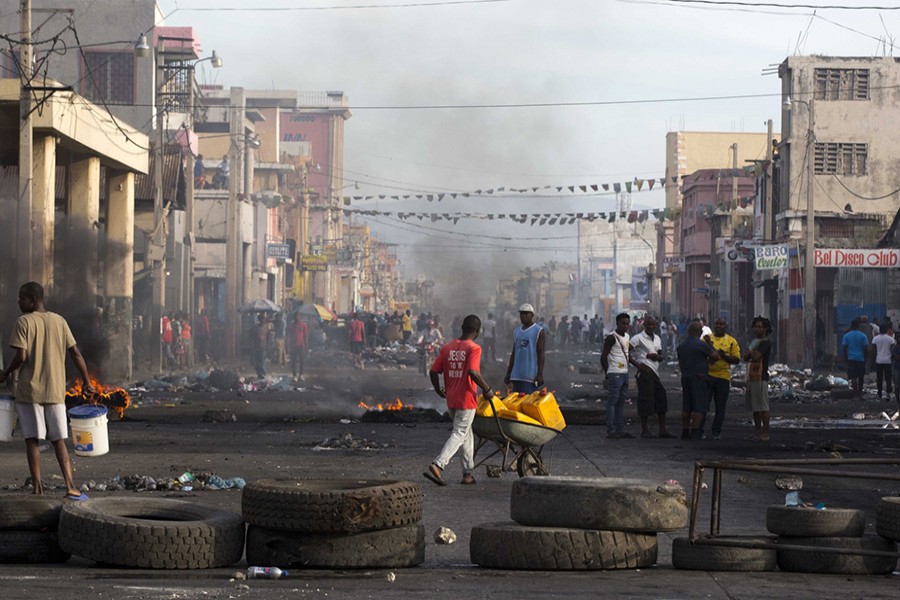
[601,313,632,438]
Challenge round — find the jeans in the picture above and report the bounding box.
[700,376,730,436]
[511,380,538,394]
[606,373,628,434]
[434,408,475,475]
[875,364,893,397]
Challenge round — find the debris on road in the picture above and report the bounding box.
[434,526,457,544]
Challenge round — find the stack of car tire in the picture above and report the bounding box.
[0,497,69,564]
[673,499,900,574]
[241,479,426,568]
[470,477,688,570]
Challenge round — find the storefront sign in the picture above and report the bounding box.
[300,255,328,272]
[265,243,291,260]
[814,249,900,269]
[754,244,788,270]
[662,256,685,273]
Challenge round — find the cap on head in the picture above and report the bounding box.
[519,303,534,313]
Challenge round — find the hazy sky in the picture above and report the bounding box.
[157,0,900,304]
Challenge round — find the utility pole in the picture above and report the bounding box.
[764,119,774,241]
[18,0,33,284]
[804,99,817,369]
[149,40,166,374]
[225,87,244,358]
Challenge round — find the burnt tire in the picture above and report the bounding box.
[58,497,245,569]
[0,496,62,531]
[776,536,898,575]
[0,531,70,564]
[671,536,776,571]
[245,524,425,568]
[510,477,687,533]
[242,479,423,534]
[470,522,657,570]
[766,505,865,537]
[875,497,900,541]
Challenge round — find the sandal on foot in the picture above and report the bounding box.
[423,464,447,486]
[63,492,90,501]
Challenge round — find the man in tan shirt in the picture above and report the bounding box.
[0,282,93,499]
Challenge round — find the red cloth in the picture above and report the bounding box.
[161,316,173,344]
[349,319,365,342]
[290,321,308,348]
[431,339,481,410]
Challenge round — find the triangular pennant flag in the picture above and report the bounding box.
[648,180,655,191]
[531,218,539,226]
[625,181,632,193]
[437,194,445,201]
[567,186,575,193]
[638,210,648,223]
[498,187,506,192]
[579,185,587,193]
[548,218,558,225]
[427,195,434,202]
[671,176,677,183]
[451,193,458,199]
[613,183,621,193]
[628,211,637,223]
[487,189,494,194]
[608,212,616,223]
[532,187,539,192]
[591,184,598,192]
[343,197,351,205]
[636,179,644,191]
[602,184,610,191]
[452,218,460,225]
[556,187,563,192]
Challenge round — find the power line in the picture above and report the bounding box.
[176,0,511,11]
[660,0,900,10]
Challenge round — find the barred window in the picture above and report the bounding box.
[819,218,854,238]
[814,68,869,101]
[814,142,867,176]
[81,51,134,105]
[0,49,21,79]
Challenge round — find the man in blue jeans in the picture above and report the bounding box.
[601,313,632,439]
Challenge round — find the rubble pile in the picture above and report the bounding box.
[6,471,246,493]
[314,433,392,450]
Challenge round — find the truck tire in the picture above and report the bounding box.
[0,531,70,564]
[245,524,425,568]
[470,522,657,570]
[672,536,776,571]
[510,477,687,533]
[0,496,62,531]
[776,536,898,575]
[766,505,865,537]
[242,479,423,533]
[875,497,900,541]
[58,498,245,569]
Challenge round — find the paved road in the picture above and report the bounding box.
[1,349,899,599]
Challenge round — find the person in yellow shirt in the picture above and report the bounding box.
[402,309,413,346]
[701,318,741,440]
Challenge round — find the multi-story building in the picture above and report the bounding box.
[777,56,900,364]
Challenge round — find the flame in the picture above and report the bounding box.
[66,376,131,420]
[357,398,411,412]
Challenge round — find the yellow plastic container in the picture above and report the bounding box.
[504,393,531,411]
[496,409,543,426]
[520,392,567,431]
[476,395,507,417]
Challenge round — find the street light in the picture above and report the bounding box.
[783,94,816,369]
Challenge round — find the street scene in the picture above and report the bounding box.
[1,0,900,598]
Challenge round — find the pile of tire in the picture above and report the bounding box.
[470,477,688,570]
[242,479,425,569]
[771,503,897,575]
[0,496,69,564]
[58,497,245,569]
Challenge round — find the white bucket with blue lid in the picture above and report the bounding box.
[0,394,16,442]
[68,404,109,457]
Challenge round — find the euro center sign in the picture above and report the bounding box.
[814,249,900,269]
[754,245,788,271]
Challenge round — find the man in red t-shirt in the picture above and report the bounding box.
[424,314,494,486]
[288,313,309,381]
[348,313,366,368]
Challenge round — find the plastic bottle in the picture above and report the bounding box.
[785,491,801,506]
[246,566,288,579]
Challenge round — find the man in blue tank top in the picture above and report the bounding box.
[504,304,546,394]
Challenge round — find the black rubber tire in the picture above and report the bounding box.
[245,524,425,569]
[766,505,865,537]
[58,497,245,569]
[671,536,776,571]
[510,477,687,533]
[776,536,898,575]
[516,449,549,477]
[0,496,62,531]
[875,497,900,541]
[0,531,70,564]
[469,522,657,570]
[242,479,423,534]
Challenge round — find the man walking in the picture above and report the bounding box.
[504,304,545,394]
[745,317,773,441]
[601,313,633,439]
[873,324,896,401]
[629,316,673,439]
[424,315,494,486]
[842,318,869,401]
[0,282,94,500]
[482,312,497,363]
[676,321,719,440]
[250,314,269,379]
[288,313,308,382]
[701,318,741,440]
[349,313,366,368]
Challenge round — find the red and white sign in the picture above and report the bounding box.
[814,248,900,269]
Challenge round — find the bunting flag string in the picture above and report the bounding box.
[344,165,762,206]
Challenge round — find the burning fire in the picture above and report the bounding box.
[65,376,131,420]
[358,398,412,412]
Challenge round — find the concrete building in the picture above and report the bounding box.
[661,131,769,319]
[775,56,900,364]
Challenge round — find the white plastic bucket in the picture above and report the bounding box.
[68,405,109,457]
[0,395,16,442]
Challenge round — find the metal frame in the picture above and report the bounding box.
[687,457,900,558]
